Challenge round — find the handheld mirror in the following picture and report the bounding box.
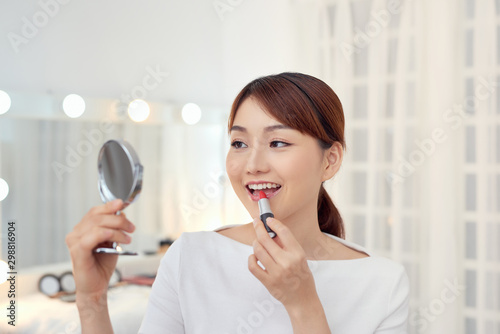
[94,139,143,256]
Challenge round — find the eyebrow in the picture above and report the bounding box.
[230,124,293,133]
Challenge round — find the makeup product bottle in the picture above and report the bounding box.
[258,191,277,238]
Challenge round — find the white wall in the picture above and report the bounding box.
[0,0,316,109]
[0,0,226,106]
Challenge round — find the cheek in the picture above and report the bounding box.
[280,149,323,185]
[225,155,243,179]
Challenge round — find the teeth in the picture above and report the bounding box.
[248,183,281,190]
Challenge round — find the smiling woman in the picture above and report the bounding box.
[227,72,346,239]
[66,72,409,334]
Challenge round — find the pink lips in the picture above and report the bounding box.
[246,185,281,201]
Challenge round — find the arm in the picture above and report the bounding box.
[76,291,113,334]
[65,199,135,334]
[285,294,331,334]
[248,218,331,334]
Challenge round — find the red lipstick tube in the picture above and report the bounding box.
[258,191,277,238]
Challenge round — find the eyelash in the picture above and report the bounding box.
[230,140,290,149]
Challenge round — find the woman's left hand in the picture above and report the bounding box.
[248,217,318,309]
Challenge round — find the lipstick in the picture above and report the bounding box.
[258,191,277,238]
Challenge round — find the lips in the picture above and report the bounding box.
[245,182,282,201]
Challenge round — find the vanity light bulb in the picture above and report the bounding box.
[0,178,9,202]
[181,103,201,125]
[0,90,12,115]
[63,94,86,118]
[127,99,150,122]
[0,261,7,285]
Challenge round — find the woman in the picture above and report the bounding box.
[66,72,409,333]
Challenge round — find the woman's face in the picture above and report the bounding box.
[226,97,333,223]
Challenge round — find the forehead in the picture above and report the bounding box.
[231,98,283,130]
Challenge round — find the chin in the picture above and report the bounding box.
[243,203,258,219]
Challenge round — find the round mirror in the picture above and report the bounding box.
[94,139,143,256]
[98,139,143,208]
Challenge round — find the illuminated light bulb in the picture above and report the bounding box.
[0,90,12,115]
[127,99,150,122]
[0,178,9,202]
[181,103,201,125]
[0,261,7,285]
[62,94,85,118]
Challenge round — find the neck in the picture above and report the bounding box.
[276,204,332,260]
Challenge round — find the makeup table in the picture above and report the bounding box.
[0,254,162,333]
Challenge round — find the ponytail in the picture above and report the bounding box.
[318,185,345,239]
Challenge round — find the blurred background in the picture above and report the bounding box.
[0,0,498,333]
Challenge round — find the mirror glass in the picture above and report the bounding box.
[98,139,142,208]
[100,141,134,201]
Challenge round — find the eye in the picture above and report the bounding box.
[270,141,289,148]
[231,140,247,149]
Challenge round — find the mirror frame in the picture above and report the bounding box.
[95,139,143,255]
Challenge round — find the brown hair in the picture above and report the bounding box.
[228,72,346,239]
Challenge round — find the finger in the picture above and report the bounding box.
[67,229,112,267]
[79,227,131,252]
[69,229,121,274]
[266,218,302,251]
[65,231,79,249]
[88,199,123,216]
[248,254,268,284]
[74,209,135,236]
[95,214,135,233]
[252,239,276,269]
[72,201,123,234]
[253,218,283,255]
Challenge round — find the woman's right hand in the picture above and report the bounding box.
[65,199,135,300]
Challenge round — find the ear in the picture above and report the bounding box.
[321,142,343,182]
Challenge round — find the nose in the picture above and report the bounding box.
[246,146,269,174]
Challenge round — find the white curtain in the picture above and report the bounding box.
[306,0,500,333]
